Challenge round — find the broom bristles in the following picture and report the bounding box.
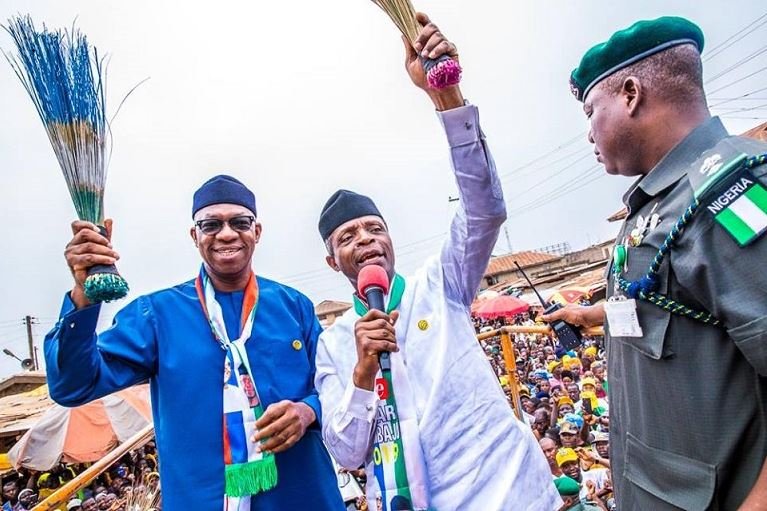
[368,1,462,89]
[4,15,109,224]
[117,479,162,511]
[370,0,421,43]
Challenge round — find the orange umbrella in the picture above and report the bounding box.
[8,385,151,471]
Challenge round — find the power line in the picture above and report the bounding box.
[0,336,28,349]
[500,145,591,182]
[507,164,603,214]
[707,65,767,96]
[497,132,586,180]
[709,86,767,108]
[279,232,447,286]
[514,164,603,207]
[508,170,607,217]
[715,102,767,114]
[705,44,767,84]
[703,12,767,62]
[715,100,767,112]
[508,154,595,198]
[709,97,767,102]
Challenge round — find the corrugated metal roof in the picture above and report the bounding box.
[0,385,51,437]
[315,300,352,316]
[485,251,559,277]
[742,122,767,142]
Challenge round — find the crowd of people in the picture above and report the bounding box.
[2,309,613,511]
[1,442,160,511]
[476,312,615,511]
[2,3,766,508]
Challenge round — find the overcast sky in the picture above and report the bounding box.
[0,0,764,378]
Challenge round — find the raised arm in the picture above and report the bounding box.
[404,14,506,307]
[45,219,158,406]
[45,293,158,406]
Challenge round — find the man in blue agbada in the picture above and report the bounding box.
[45,176,345,510]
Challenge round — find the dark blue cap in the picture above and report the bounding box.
[192,175,256,218]
[318,189,383,241]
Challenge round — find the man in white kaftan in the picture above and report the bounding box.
[314,14,560,511]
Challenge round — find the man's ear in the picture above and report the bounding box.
[622,76,642,116]
[325,254,340,273]
[253,222,262,244]
[190,227,198,247]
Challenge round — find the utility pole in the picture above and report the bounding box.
[24,315,38,370]
[504,225,513,254]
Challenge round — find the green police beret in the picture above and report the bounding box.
[554,476,581,497]
[570,16,704,102]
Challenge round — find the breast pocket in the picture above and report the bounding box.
[259,336,311,372]
[249,336,313,403]
[610,243,674,360]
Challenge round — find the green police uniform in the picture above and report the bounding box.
[571,17,767,511]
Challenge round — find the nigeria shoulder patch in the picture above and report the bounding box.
[706,168,767,246]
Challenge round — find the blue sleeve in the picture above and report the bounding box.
[44,292,159,406]
[299,295,324,428]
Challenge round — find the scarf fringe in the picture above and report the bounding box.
[225,456,278,497]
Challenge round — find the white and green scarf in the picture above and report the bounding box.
[195,266,278,509]
[354,274,431,511]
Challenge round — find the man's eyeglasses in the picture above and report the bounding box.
[195,215,256,236]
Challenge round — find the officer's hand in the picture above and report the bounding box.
[542,303,605,328]
[253,400,315,454]
[353,309,400,390]
[65,219,120,308]
[403,13,464,110]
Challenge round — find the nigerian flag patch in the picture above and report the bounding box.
[706,169,767,246]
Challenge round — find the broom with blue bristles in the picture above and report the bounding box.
[4,15,129,303]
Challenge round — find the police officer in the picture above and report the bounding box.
[545,16,767,510]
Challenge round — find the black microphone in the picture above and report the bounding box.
[357,265,391,371]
